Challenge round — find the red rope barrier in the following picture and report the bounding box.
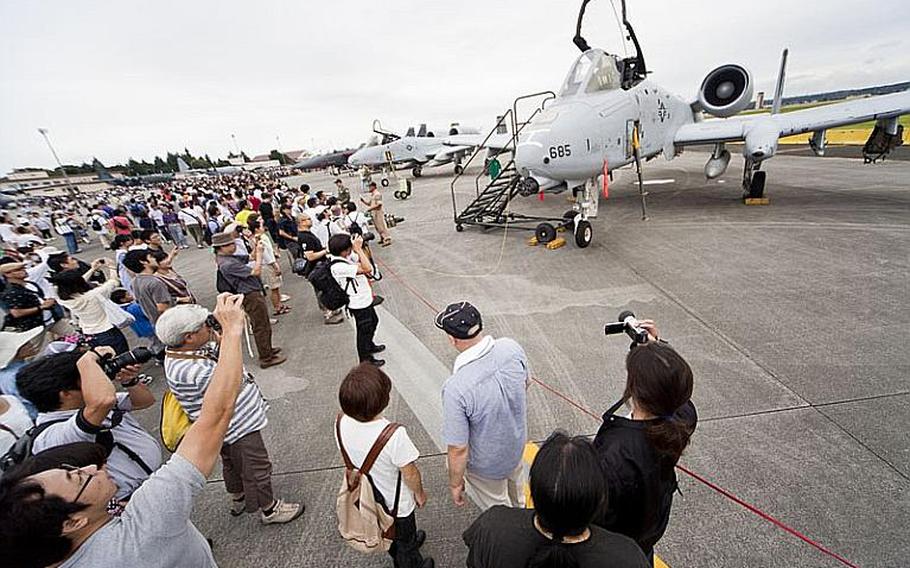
[375,257,861,568]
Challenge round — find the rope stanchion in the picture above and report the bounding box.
[375,256,862,568]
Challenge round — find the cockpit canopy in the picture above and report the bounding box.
[559,49,623,97]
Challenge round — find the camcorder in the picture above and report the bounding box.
[604,310,650,345]
[99,347,154,379]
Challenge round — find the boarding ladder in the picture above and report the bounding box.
[450,91,556,232]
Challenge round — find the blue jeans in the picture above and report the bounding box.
[63,233,78,253]
[168,223,187,247]
[88,326,129,355]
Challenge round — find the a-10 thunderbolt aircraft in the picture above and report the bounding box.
[460,0,910,248]
[348,120,480,177]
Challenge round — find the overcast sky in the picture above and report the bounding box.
[2,0,908,173]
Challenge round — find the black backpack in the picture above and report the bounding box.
[216,269,237,294]
[0,416,153,477]
[0,420,67,473]
[307,258,352,311]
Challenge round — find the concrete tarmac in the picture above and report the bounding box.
[125,148,909,567]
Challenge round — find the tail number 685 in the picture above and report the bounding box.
[548,145,571,159]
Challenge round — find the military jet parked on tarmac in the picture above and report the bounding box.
[463,0,910,249]
[292,148,358,172]
[177,158,247,176]
[348,120,480,177]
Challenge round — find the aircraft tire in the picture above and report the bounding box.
[454,165,464,175]
[575,220,593,248]
[535,223,557,244]
[412,166,422,178]
[381,178,390,187]
[455,224,464,232]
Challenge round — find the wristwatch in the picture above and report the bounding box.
[120,376,141,388]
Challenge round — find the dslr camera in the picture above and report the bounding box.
[98,347,154,379]
[604,310,651,345]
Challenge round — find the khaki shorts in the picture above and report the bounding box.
[261,264,283,290]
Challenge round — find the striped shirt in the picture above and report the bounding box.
[164,345,268,445]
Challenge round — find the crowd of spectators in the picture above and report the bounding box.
[0,167,697,568]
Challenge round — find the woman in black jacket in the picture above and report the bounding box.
[593,332,697,564]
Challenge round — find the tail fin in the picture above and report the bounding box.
[771,48,788,115]
[417,123,427,137]
[177,157,191,173]
[92,158,113,180]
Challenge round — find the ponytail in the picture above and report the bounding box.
[626,342,696,462]
[645,413,695,462]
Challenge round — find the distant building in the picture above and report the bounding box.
[0,169,114,196]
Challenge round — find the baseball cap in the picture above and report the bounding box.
[435,301,482,340]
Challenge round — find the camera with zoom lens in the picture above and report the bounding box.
[361,232,376,243]
[206,314,222,333]
[100,347,154,379]
[604,310,650,345]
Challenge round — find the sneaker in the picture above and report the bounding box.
[366,358,385,368]
[280,294,291,302]
[260,354,287,369]
[372,295,385,307]
[369,344,386,354]
[420,559,434,568]
[137,373,155,386]
[269,318,278,325]
[415,529,426,548]
[260,499,305,525]
[230,495,246,517]
[324,313,345,325]
[197,244,204,249]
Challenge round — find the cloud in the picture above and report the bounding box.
[1,0,908,172]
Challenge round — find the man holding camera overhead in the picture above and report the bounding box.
[15,347,160,500]
[156,304,304,525]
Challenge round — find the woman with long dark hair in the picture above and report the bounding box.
[463,432,648,568]
[52,261,129,353]
[593,329,697,563]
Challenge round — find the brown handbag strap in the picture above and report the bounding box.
[335,412,355,470]
[361,422,401,476]
[335,413,401,476]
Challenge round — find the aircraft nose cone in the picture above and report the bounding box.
[515,143,546,174]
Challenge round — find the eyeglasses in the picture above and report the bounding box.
[60,463,96,503]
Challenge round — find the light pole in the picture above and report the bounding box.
[37,128,77,197]
[230,133,241,161]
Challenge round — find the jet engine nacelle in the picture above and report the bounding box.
[697,64,754,118]
[448,125,481,136]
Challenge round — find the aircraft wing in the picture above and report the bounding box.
[425,144,473,161]
[674,90,910,146]
[444,132,512,151]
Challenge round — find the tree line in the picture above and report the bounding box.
[57,148,290,177]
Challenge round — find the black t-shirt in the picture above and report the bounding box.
[1,281,45,331]
[259,201,275,221]
[297,230,324,276]
[593,401,698,556]
[463,507,648,568]
[276,215,297,249]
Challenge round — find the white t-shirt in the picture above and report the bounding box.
[0,395,34,455]
[311,218,330,247]
[336,415,420,517]
[0,223,17,242]
[329,255,373,309]
[259,234,276,265]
